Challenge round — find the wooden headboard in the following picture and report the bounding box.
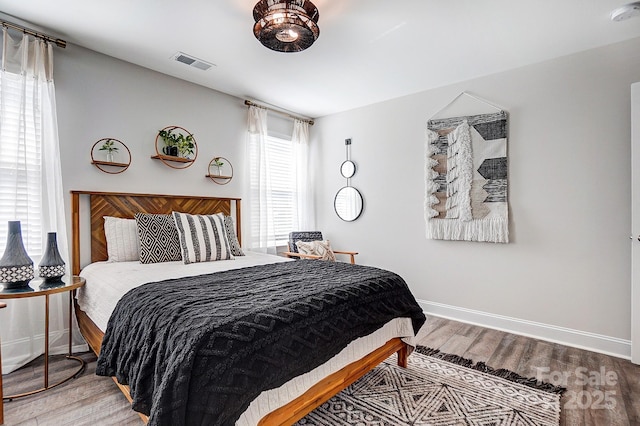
[70,191,241,275]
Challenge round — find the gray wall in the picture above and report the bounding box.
[313,37,640,352]
[52,36,640,356]
[52,44,299,265]
[54,44,247,243]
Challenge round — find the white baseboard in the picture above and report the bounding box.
[418,299,631,360]
[2,328,89,373]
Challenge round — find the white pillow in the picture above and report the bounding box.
[295,240,336,262]
[172,212,234,264]
[104,216,140,262]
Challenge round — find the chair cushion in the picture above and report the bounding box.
[295,240,336,261]
[288,231,323,253]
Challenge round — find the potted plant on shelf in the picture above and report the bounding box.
[176,135,195,158]
[158,128,178,157]
[99,139,119,163]
[158,128,194,158]
[211,158,224,176]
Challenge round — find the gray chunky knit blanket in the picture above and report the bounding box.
[95,260,425,425]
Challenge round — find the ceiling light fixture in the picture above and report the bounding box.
[611,1,640,21]
[253,0,320,53]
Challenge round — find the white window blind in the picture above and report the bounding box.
[0,72,43,256]
[249,134,296,246]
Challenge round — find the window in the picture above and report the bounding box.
[246,107,312,252]
[0,71,43,256]
[249,134,297,246]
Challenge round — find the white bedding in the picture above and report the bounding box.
[77,253,419,425]
[77,251,292,331]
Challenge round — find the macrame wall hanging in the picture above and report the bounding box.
[425,92,509,243]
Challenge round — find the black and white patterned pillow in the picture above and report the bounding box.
[217,213,244,256]
[289,231,323,253]
[134,213,182,264]
[296,240,336,261]
[173,212,234,264]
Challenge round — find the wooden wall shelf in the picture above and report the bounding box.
[154,125,197,169]
[92,160,129,168]
[207,156,233,185]
[90,138,131,174]
[151,154,194,164]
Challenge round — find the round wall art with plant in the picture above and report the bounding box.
[154,125,198,169]
[206,156,233,185]
[90,138,131,174]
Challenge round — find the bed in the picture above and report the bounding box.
[70,190,426,425]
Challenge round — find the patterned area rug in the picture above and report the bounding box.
[297,346,564,426]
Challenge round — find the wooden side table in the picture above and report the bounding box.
[0,276,86,415]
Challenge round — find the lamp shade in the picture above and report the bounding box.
[253,0,320,52]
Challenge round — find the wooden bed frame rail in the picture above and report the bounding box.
[259,338,407,425]
[70,190,408,425]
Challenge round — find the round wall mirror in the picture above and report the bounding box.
[340,160,356,178]
[334,186,363,222]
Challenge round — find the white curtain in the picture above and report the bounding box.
[245,107,315,253]
[291,119,314,230]
[0,28,86,373]
[246,105,277,254]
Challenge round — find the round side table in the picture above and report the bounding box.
[0,301,5,425]
[0,276,86,404]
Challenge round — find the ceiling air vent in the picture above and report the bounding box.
[172,52,215,71]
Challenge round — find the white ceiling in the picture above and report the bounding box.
[1,1,640,118]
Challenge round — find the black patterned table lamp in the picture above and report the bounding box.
[0,221,34,289]
[38,232,65,283]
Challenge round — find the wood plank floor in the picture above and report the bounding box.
[2,315,639,425]
[417,316,640,426]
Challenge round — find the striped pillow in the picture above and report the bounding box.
[216,213,244,256]
[172,212,234,264]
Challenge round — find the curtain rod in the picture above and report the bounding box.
[244,100,314,126]
[1,19,67,48]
